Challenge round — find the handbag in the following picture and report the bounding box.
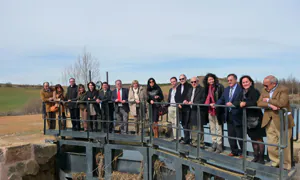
[158,103,168,116]
[247,116,259,129]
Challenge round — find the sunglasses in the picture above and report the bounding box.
[191,81,197,84]
[149,81,154,83]
[179,78,185,81]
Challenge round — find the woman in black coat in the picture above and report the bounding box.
[203,73,225,153]
[147,78,164,138]
[86,82,100,132]
[233,75,266,164]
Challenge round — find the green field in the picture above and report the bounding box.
[0,87,40,112]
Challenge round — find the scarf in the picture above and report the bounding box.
[205,85,216,116]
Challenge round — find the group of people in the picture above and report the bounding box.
[40,73,295,170]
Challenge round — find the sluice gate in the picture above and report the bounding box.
[43,101,299,180]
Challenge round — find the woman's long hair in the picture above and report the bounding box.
[239,75,255,89]
[78,84,86,96]
[87,81,96,92]
[203,73,219,94]
[147,78,159,91]
[54,84,64,94]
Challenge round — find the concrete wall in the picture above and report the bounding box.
[0,143,56,180]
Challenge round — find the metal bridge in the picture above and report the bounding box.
[43,101,299,180]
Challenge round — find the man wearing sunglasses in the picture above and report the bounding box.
[257,75,295,170]
[175,74,192,144]
[184,77,206,147]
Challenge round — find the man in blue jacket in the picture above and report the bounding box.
[212,74,243,157]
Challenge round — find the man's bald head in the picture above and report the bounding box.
[263,75,278,91]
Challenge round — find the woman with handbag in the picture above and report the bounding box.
[86,82,100,132]
[233,75,266,164]
[147,78,164,138]
[53,84,67,130]
[77,84,89,131]
[128,80,146,135]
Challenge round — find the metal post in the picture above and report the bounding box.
[87,102,90,139]
[89,70,92,82]
[176,106,180,152]
[106,71,109,83]
[58,105,61,135]
[242,108,247,173]
[279,110,284,180]
[196,105,200,159]
[43,102,46,135]
[149,103,153,145]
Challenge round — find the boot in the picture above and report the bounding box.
[257,153,265,164]
[153,122,159,138]
[208,142,217,152]
[215,143,223,154]
[251,152,259,162]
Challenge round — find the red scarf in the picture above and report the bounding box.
[205,85,216,116]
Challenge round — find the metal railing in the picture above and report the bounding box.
[42,100,298,179]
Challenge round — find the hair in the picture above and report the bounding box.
[239,75,255,89]
[43,82,49,86]
[87,81,96,91]
[179,74,187,79]
[131,80,140,87]
[115,79,122,84]
[147,77,159,91]
[54,84,64,94]
[227,73,238,80]
[203,73,219,87]
[170,77,177,81]
[69,78,75,81]
[265,75,278,84]
[78,84,86,95]
[102,82,108,86]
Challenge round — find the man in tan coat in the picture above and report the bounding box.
[40,82,55,129]
[257,75,295,170]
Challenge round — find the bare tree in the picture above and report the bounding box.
[62,48,101,85]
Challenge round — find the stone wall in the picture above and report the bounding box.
[0,143,56,180]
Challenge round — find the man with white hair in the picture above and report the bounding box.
[257,75,295,170]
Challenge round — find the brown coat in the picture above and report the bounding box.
[257,85,295,130]
[128,86,146,116]
[40,88,54,113]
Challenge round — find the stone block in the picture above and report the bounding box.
[32,144,56,165]
[24,160,39,176]
[5,144,32,164]
[0,148,5,162]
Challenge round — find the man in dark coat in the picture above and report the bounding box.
[65,78,80,131]
[215,74,243,157]
[175,74,192,144]
[96,82,114,133]
[184,77,206,147]
[111,80,129,134]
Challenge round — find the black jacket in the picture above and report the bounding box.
[147,85,164,109]
[86,90,100,114]
[98,90,112,104]
[111,88,130,113]
[203,83,225,125]
[65,84,78,109]
[175,82,192,111]
[233,86,263,121]
[185,85,208,126]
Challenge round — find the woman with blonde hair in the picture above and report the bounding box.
[128,80,146,135]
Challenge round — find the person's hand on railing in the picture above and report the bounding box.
[188,101,193,105]
[68,99,71,102]
[183,100,188,104]
[154,95,159,99]
[88,98,91,100]
[263,98,269,102]
[269,104,280,111]
[150,100,154,104]
[121,100,126,104]
[178,104,182,108]
[96,99,101,103]
[135,100,140,104]
[240,102,246,108]
[226,102,233,107]
[210,103,216,109]
[49,97,54,101]
[115,99,120,103]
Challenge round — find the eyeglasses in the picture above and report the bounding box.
[191,81,197,84]
[179,78,185,81]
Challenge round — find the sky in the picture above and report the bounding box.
[0,0,300,85]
